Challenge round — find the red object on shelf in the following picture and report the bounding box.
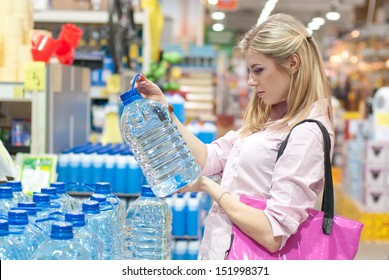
[30,32,56,62]
[58,23,83,49]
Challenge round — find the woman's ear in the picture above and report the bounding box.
[289,53,300,74]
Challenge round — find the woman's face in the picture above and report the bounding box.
[245,49,291,106]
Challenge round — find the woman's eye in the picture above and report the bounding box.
[253,67,264,74]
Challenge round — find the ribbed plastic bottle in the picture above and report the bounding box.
[123,185,172,260]
[64,211,104,260]
[81,200,115,260]
[31,221,91,260]
[0,219,29,260]
[50,182,82,212]
[119,73,201,197]
[89,193,121,260]
[94,182,125,224]
[32,193,62,235]
[6,181,30,203]
[0,186,18,216]
[7,209,46,259]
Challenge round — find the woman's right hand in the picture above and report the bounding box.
[134,73,168,107]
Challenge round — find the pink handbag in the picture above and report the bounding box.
[225,120,364,260]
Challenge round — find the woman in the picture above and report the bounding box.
[134,13,334,260]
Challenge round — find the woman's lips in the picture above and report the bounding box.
[257,91,265,98]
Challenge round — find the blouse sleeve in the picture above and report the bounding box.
[263,122,333,249]
[201,130,238,177]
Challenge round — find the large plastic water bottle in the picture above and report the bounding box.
[32,193,62,235]
[50,182,82,212]
[6,181,30,203]
[7,209,46,259]
[123,185,172,260]
[81,200,115,260]
[0,186,18,216]
[31,221,91,260]
[119,73,201,197]
[89,193,121,259]
[94,182,125,224]
[64,211,104,260]
[0,219,29,260]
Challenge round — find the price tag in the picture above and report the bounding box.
[106,74,121,94]
[24,62,46,91]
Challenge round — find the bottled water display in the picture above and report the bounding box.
[82,200,115,260]
[120,73,201,197]
[64,211,104,260]
[0,219,28,260]
[31,221,91,260]
[123,185,172,260]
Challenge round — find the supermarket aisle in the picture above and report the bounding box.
[355,242,389,260]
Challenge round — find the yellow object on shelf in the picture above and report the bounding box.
[101,103,123,145]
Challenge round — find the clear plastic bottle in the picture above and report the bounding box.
[89,193,121,259]
[7,209,46,259]
[0,186,18,216]
[40,187,63,211]
[81,200,115,260]
[6,181,30,203]
[123,185,172,260]
[64,211,104,260]
[31,221,91,260]
[32,193,62,235]
[119,73,201,197]
[0,219,29,260]
[94,182,125,224]
[50,182,82,212]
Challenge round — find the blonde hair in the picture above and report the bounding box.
[238,13,333,137]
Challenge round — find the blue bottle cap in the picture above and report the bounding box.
[65,211,86,227]
[41,187,57,195]
[94,182,111,194]
[0,219,9,236]
[90,193,107,203]
[50,221,73,240]
[32,193,51,208]
[82,200,100,214]
[50,182,66,194]
[16,201,40,216]
[119,73,142,106]
[7,209,29,226]
[141,185,156,197]
[6,181,22,192]
[0,186,13,198]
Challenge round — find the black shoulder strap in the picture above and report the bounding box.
[276,119,334,235]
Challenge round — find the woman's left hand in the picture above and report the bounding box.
[177,176,219,194]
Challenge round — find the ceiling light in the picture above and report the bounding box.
[326,11,340,21]
[208,0,218,5]
[212,12,225,20]
[212,23,224,32]
[308,22,320,31]
[312,17,325,26]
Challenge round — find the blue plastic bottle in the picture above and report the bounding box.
[31,221,91,260]
[119,73,201,197]
[186,192,200,237]
[123,185,172,260]
[123,150,142,195]
[64,211,104,260]
[81,200,115,260]
[172,193,186,236]
[50,182,82,212]
[7,209,46,259]
[6,181,30,202]
[0,219,29,260]
[0,186,18,216]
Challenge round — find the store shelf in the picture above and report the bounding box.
[33,10,109,24]
[0,82,28,101]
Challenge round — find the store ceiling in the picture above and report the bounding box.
[214,0,368,38]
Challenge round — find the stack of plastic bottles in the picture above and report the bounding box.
[0,180,126,260]
[57,142,145,194]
